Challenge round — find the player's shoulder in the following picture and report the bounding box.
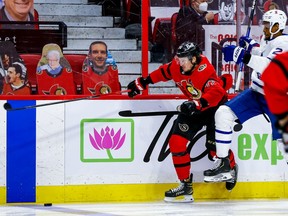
[200,54,209,61]
[269,35,288,51]
[274,34,288,43]
[200,55,213,66]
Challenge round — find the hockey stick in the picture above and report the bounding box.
[4,90,130,111]
[0,55,9,84]
[119,110,179,117]
[235,0,257,91]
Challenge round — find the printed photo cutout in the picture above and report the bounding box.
[36,43,76,95]
[0,0,37,29]
[82,43,120,95]
[0,41,30,95]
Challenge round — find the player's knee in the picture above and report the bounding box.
[215,105,236,130]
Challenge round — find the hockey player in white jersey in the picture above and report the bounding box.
[203,9,288,183]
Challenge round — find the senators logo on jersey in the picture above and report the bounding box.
[87,82,112,95]
[41,84,67,95]
[198,64,207,72]
[177,80,202,99]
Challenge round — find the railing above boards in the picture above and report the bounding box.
[0,21,67,53]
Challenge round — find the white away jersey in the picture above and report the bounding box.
[247,34,288,94]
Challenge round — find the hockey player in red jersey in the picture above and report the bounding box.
[262,52,288,156]
[82,41,120,95]
[127,41,236,202]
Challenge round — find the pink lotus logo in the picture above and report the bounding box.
[89,126,126,159]
[80,118,134,162]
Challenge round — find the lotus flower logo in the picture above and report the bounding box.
[89,126,126,159]
[80,118,134,162]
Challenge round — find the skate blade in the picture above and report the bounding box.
[226,164,239,191]
[204,172,232,183]
[226,181,237,192]
[164,195,194,203]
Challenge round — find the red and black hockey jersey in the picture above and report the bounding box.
[36,67,76,95]
[262,52,288,115]
[149,55,227,109]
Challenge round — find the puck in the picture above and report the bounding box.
[233,123,243,132]
[44,203,52,206]
[3,103,12,110]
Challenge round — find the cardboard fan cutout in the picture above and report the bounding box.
[36,43,75,95]
[0,41,30,95]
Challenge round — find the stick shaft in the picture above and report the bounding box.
[8,95,96,111]
[5,90,129,111]
[235,0,257,91]
[0,55,9,84]
[119,110,179,117]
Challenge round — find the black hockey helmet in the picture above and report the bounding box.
[176,41,202,59]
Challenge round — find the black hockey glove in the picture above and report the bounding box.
[127,76,152,98]
[177,100,201,116]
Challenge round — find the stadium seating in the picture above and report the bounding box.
[150,0,185,62]
[64,54,87,94]
[19,54,42,94]
[170,12,178,57]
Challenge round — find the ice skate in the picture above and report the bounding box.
[203,156,232,182]
[164,174,194,203]
[226,163,238,191]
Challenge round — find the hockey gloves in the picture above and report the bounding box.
[127,76,152,98]
[177,100,201,116]
[222,45,245,64]
[239,36,259,52]
[222,36,259,64]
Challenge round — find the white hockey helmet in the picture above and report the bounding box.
[262,9,287,33]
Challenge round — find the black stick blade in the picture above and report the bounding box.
[3,103,12,111]
[118,110,132,117]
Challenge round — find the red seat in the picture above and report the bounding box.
[179,0,189,7]
[152,17,171,44]
[64,54,87,94]
[170,12,178,55]
[126,0,141,24]
[150,1,185,62]
[151,17,173,62]
[20,53,42,94]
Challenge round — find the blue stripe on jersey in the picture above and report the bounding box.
[7,100,36,202]
[215,129,232,134]
[252,80,263,88]
[215,139,232,144]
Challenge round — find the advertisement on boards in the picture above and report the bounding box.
[19,99,286,186]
